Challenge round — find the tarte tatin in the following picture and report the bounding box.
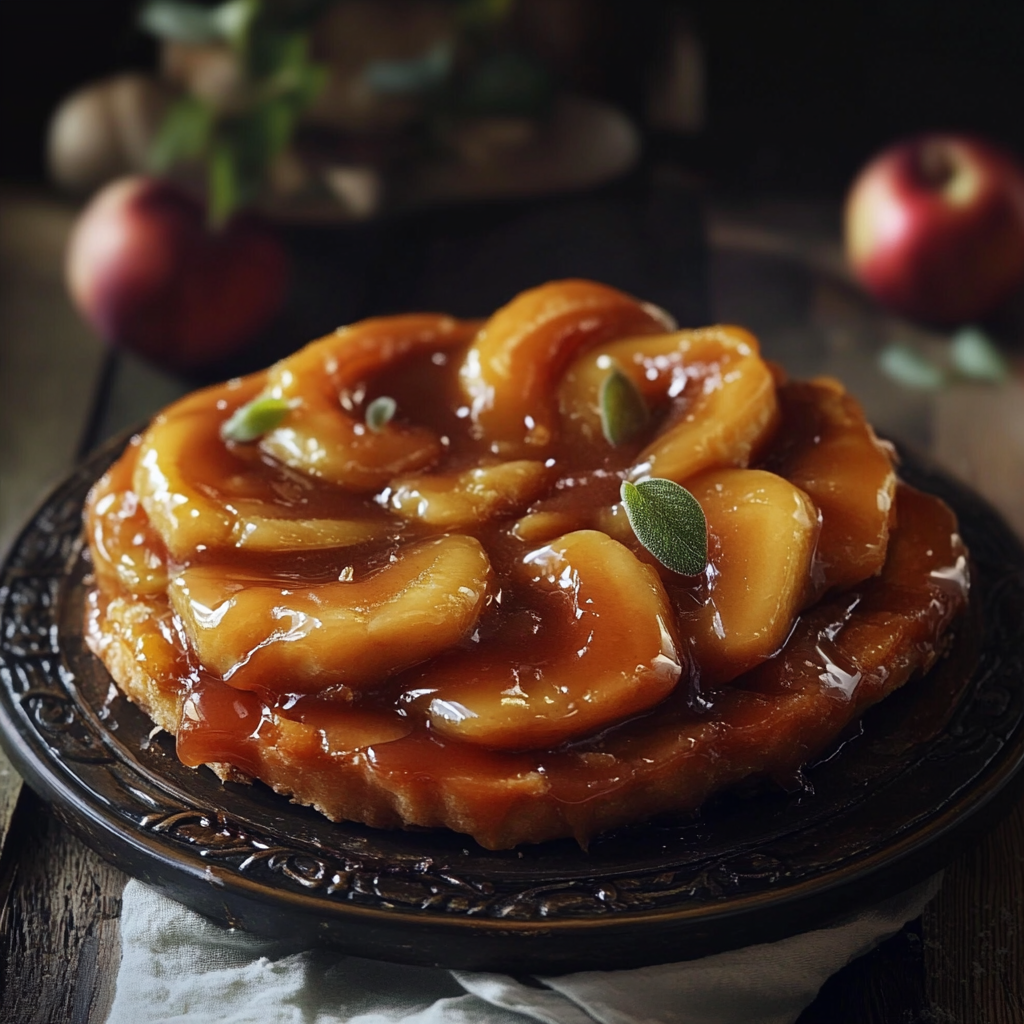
[84,280,969,850]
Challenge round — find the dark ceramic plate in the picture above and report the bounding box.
[1,434,1023,973]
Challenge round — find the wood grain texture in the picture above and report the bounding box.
[0,748,23,931]
[0,749,21,861]
[924,789,1024,1024]
[0,791,126,1024]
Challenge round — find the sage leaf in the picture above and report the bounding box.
[600,366,649,445]
[878,344,946,391]
[620,478,708,575]
[221,396,290,442]
[950,327,1010,384]
[365,396,397,433]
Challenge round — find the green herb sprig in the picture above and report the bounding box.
[220,395,291,442]
[142,0,328,227]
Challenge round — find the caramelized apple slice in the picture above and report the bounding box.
[513,494,637,549]
[135,377,390,559]
[85,439,168,596]
[226,506,383,551]
[459,280,673,455]
[680,469,819,685]
[387,460,551,528]
[559,326,777,483]
[409,530,682,750]
[260,314,477,490]
[511,510,588,544]
[627,327,778,482]
[739,483,969,713]
[767,379,897,593]
[170,535,491,694]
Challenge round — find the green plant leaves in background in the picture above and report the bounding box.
[208,140,245,231]
[140,0,260,46]
[141,0,326,227]
[620,478,708,576]
[139,0,232,44]
[143,0,553,221]
[149,96,214,173]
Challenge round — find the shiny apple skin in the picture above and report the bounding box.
[66,176,288,371]
[845,135,1024,325]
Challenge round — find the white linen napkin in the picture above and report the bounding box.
[105,874,939,1024]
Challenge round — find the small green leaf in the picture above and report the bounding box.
[878,344,947,390]
[950,327,1010,384]
[600,367,649,445]
[149,96,214,172]
[221,396,290,442]
[365,396,397,433]
[620,478,708,576]
[213,0,259,51]
[207,139,241,228]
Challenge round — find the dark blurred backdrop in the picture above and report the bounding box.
[3,0,1024,195]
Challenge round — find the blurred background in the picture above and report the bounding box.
[5,0,1024,194]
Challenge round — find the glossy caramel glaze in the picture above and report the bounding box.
[84,280,969,848]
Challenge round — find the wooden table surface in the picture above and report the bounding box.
[0,185,1022,1023]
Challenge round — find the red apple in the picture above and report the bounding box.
[844,135,1024,325]
[66,176,288,371]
